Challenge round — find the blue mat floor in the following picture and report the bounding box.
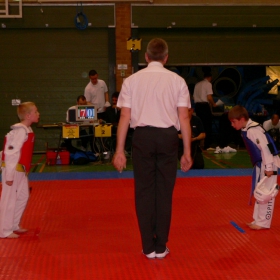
[4,168,254,181]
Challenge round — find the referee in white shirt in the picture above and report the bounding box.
[113,38,192,259]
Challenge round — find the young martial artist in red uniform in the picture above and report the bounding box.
[0,102,40,238]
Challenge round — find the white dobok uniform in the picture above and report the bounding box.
[0,124,33,238]
[243,120,280,228]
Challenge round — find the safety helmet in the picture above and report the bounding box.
[254,176,279,204]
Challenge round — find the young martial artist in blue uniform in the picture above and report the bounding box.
[228,105,280,230]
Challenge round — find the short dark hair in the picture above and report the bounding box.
[89,69,97,76]
[146,38,168,62]
[76,95,86,102]
[112,92,119,99]
[204,72,212,78]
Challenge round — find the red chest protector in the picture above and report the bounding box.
[2,131,35,173]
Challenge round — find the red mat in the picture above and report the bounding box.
[1,176,280,279]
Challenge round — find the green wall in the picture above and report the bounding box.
[132,6,280,28]
[0,5,114,151]
[136,28,280,65]
[132,6,280,65]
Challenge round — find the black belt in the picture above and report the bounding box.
[196,102,208,104]
[135,126,156,129]
[135,126,174,129]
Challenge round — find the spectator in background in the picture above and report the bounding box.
[193,70,217,150]
[263,114,280,150]
[263,114,280,131]
[178,107,205,169]
[103,93,133,156]
[64,95,93,153]
[66,95,87,122]
[101,92,121,154]
[104,92,120,127]
[84,69,110,120]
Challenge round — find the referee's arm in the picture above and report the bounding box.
[178,107,193,172]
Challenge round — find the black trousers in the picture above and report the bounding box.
[195,102,212,149]
[132,126,178,255]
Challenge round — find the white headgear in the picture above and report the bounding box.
[254,176,279,204]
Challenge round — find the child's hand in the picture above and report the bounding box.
[6,181,13,186]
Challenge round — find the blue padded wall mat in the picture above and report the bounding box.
[0,168,255,181]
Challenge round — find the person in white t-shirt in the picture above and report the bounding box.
[263,114,280,131]
[84,69,110,120]
[113,38,192,259]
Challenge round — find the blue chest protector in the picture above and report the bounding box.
[241,129,262,167]
[241,124,279,204]
[241,124,280,166]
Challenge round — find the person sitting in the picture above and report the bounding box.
[95,92,120,156]
[178,108,205,169]
[102,92,133,156]
[63,95,93,153]
[263,114,280,150]
[104,92,121,132]
[66,95,87,122]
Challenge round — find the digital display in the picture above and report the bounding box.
[76,105,97,121]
